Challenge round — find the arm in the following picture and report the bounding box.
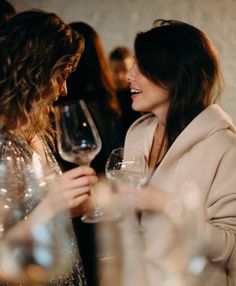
[203,146,236,267]
[4,166,97,241]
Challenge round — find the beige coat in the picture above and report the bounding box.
[124,104,236,286]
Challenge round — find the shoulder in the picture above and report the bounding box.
[201,109,236,156]
[214,129,236,162]
[176,104,236,157]
[0,130,32,163]
[199,129,236,169]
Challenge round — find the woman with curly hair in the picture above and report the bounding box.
[0,10,97,286]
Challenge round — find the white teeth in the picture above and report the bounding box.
[131,89,142,94]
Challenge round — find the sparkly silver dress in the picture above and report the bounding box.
[0,130,87,286]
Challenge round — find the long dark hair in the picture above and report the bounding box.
[0,10,84,142]
[65,21,121,116]
[135,19,223,149]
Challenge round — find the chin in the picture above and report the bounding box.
[131,102,142,112]
[132,103,150,114]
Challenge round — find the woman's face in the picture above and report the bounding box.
[48,67,72,104]
[50,57,80,104]
[41,69,69,114]
[126,60,170,121]
[54,73,68,99]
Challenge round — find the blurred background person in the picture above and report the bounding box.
[109,46,133,90]
[0,0,16,26]
[55,21,124,286]
[109,46,140,135]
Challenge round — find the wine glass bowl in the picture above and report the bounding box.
[55,100,103,223]
[105,148,148,230]
[105,148,148,188]
[55,101,101,166]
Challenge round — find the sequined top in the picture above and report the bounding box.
[0,130,87,286]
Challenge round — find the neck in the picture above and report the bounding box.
[148,123,167,170]
[156,121,166,139]
[152,100,169,125]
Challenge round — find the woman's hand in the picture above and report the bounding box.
[120,184,171,213]
[42,166,98,219]
[4,166,97,240]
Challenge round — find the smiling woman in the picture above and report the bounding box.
[124,19,236,286]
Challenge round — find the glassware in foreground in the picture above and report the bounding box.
[55,100,103,223]
[105,147,148,188]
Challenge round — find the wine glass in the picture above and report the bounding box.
[105,147,148,189]
[105,147,149,225]
[54,100,103,223]
[105,147,149,247]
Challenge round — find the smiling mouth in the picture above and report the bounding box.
[130,88,142,95]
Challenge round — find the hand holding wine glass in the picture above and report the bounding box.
[55,100,103,223]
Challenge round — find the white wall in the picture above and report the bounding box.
[10,0,236,122]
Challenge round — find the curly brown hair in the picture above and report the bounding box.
[0,10,84,142]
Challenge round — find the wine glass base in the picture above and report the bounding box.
[81,208,105,223]
[81,208,121,223]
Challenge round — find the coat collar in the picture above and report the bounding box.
[157,104,236,171]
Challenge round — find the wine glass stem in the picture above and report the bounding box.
[83,163,100,210]
[90,186,99,210]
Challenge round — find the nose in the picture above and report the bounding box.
[60,80,67,97]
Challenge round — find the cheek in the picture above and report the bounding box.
[60,81,67,96]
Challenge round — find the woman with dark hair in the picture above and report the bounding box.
[0,10,98,286]
[123,19,236,285]
[55,21,123,286]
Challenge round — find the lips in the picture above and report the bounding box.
[130,88,142,95]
